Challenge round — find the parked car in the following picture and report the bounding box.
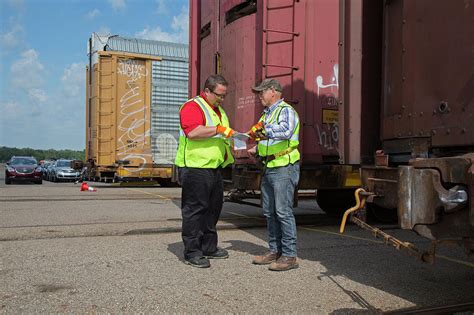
[45,161,56,181]
[40,160,54,179]
[50,159,81,182]
[5,156,42,184]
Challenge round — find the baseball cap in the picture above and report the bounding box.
[252,78,282,92]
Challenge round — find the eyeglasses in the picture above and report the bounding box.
[211,91,227,99]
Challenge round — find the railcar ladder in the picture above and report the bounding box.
[262,0,299,103]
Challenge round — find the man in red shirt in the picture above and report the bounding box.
[175,74,235,268]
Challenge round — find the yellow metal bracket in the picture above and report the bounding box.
[340,188,367,233]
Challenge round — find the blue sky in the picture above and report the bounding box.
[0,0,189,150]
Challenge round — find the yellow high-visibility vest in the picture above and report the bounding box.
[175,96,234,168]
[257,101,300,168]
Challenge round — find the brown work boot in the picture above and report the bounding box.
[252,251,281,265]
[268,256,299,271]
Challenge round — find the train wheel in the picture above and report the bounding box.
[316,188,356,217]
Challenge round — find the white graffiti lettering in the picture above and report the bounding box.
[316,63,339,96]
[116,59,151,172]
[117,59,148,80]
[316,122,339,152]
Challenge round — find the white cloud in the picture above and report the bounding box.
[155,0,170,15]
[1,24,24,50]
[108,0,125,11]
[171,6,189,33]
[28,88,48,103]
[10,49,45,89]
[135,6,189,44]
[85,9,100,20]
[135,26,177,43]
[1,100,21,118]
[61,63,85,97]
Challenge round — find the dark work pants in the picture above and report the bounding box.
[178,167,224,260]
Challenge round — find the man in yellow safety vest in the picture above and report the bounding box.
[175,74,235,268]
[248,78,300,271]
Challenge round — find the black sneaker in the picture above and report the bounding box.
[184,256,210,268]
[203,248,229,259]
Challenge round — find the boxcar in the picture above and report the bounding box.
[86,34,188,184]
[190,0,473,257]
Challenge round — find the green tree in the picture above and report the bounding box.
[0,146,85,163]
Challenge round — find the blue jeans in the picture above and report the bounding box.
[261,163,300,257]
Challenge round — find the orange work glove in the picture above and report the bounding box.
[216,125,235,138]
[250,121,264,133]
[248,121,266,139]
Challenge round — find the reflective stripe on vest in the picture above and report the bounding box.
[257,101,300,168]
[175,96,234,168]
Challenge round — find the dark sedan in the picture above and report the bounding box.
[5,156,42,184]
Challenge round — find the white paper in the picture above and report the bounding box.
[232,132,250,150]
[231,132,251,141]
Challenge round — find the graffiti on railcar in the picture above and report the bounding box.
[315,64,340,153]
[116,58,151,172]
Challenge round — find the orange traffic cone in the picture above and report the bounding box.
[80,182,88,191]
[80,182,97,192]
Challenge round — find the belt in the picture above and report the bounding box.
[266,147,296,162]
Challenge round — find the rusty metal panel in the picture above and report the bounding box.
[382,0,474,147]
[339,0,363,165]
[411,154,474,185]
[219,0,260,152]
[189,0,201,97]
[361,166,398,210]
[398,158,472,242]
[339,0,383,165]
[199,0,218,85]
[302,0,340,163]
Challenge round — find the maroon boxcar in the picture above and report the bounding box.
[190,0,361,212]
[189,0,473,258]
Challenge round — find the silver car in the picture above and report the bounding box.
[51,159,81,182]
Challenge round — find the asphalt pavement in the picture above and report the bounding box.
[1,166,474,313]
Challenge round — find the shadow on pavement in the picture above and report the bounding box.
[222,239,267,256]
[167,241,184,261]
[238,224,474,311]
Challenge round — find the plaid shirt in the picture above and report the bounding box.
[263,99,299,140]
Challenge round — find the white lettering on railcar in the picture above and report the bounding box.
[316,122,339,152]
[117,59,148,80]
